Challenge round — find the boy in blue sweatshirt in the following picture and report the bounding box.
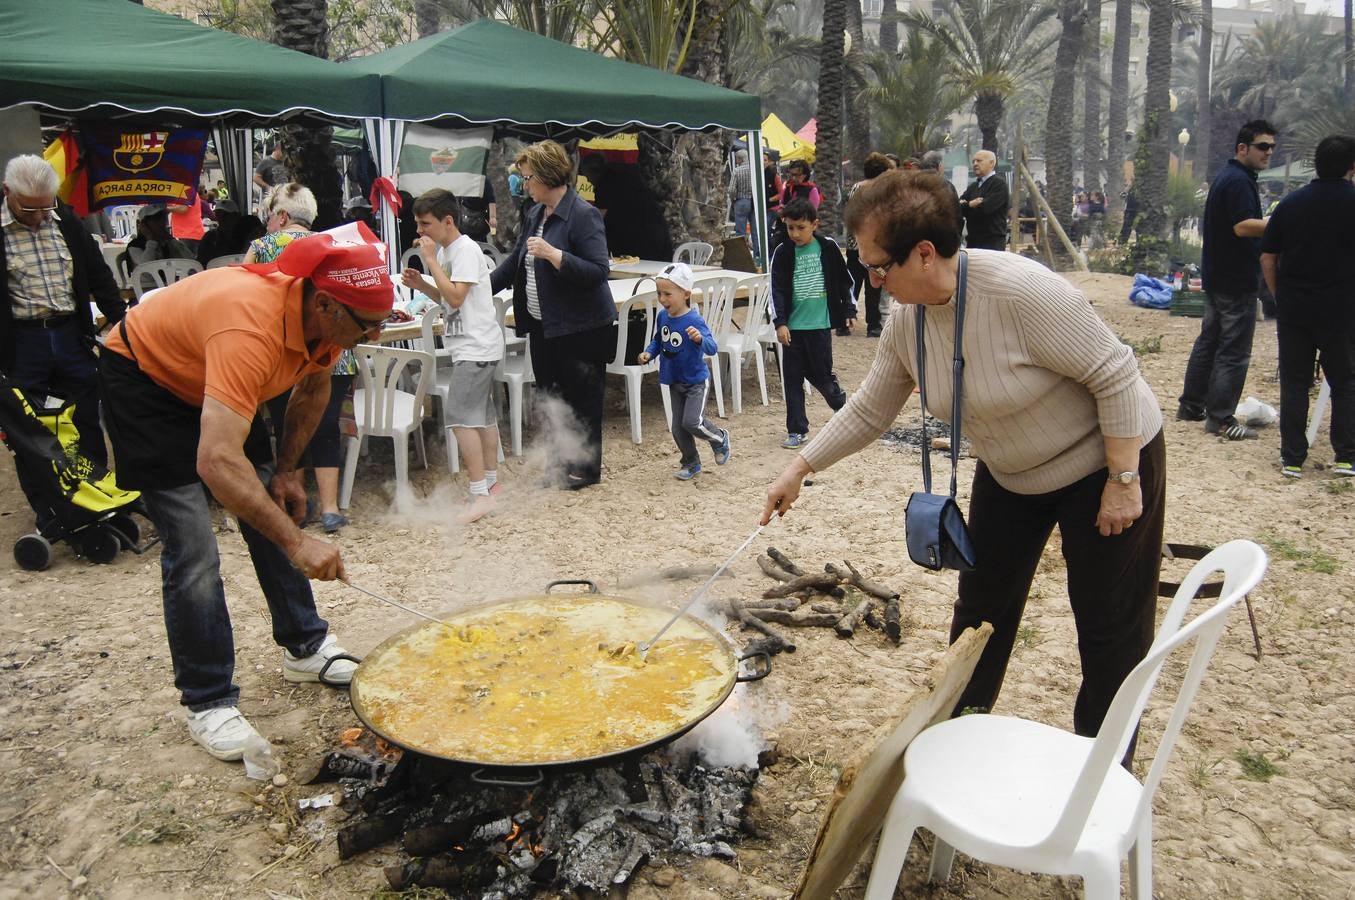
[638,262,732,480]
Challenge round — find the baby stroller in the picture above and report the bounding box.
[0,375,154,570]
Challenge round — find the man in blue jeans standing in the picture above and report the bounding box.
[1178,119,1276,440]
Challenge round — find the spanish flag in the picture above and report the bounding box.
[43,131,89,217]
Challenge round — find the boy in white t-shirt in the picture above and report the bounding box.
[400,188,504,522]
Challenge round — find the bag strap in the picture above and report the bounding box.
[916,251,968,498]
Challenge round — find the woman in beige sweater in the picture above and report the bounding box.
[761,170,1166,743]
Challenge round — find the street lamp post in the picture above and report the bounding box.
[1178,128,1191,178]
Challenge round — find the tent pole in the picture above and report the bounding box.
[751,129,768,271]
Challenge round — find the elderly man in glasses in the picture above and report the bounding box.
[1,154,125,469]
[1177,119,1277,441]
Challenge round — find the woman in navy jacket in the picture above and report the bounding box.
[491,140,616,490]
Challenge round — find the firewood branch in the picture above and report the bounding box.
[825,561,900,601]
[727,598,795,654]
[835,597,878,638]
[757,554,795,582]
[765,547,805,576]
[762,573,845,599]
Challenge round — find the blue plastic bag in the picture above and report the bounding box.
[1129,273,1173,309]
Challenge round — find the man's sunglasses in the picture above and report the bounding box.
[1250,142,1276,152]
[339,303,386,336]
[17,203,58,214]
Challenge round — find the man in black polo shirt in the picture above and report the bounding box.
[1177,119,1276,440]
[1260,134,1355,479]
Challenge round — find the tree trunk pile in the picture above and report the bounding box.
[730,549,907,655]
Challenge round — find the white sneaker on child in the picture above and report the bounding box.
[186,706,262,761]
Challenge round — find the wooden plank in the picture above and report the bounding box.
[791,623,993,900]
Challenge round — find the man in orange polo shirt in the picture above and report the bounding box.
[99,224,394,763]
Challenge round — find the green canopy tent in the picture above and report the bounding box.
[342,19,766,263]
[0,0,381,203]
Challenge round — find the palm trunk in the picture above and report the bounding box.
[1047,0,1086,259]
[1196,0,1212,182]
[975,92,1003,153]
[1345,0,1352,101]
[641,0,729,260]
[1082,0,1103,194]
[1130,0,1173,270]
[815,0,848,234]
[272,0,342,230]
[879,0,899,57]
[415,0,439,38]
[845,0,872,182]
[1105,0,1133,226]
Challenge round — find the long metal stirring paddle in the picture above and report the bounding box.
[341,578,456,631]
[636,521,767,658]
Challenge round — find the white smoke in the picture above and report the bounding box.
[670,683,790,769]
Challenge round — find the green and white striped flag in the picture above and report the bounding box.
[397,124,492,199]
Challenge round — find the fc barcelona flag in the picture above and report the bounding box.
[82,126,208,210]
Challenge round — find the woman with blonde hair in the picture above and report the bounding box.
[491,140,615,490]
[243,182,317,264]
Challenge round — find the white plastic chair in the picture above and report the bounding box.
[418,304,453,369]
[605,290,674,445]
[205,253,245,269]
[478,241,505,266]
[493,294,526,357]
[673,241,714,265]
[399,246,424,274]
[129,258,203,301]
[717,274,772,413]
[493,332,535,458]
[864,539,1268,900]
[754,287,785,403]
[339,346,433,512]
[107,205,138,240]
[691,275,738,418]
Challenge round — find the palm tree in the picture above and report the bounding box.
[1195,0,1211,183]
[1128,0,1173,269]
[271,0,342,230]
[1082,0,1103,194]
[1346,0,1353,102]
[879,0,899,57]
[862,33,966,157]
[902,0,1059,152]
[1104,0,1133,225]
[1046,0,1086,247]
[815,0,848,234]
[845,0,872,181]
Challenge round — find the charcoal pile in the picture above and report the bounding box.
[880,417,969,456]
[327,737,758,897]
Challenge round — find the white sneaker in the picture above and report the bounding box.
[186,706,261,761]
[282,634,358,685]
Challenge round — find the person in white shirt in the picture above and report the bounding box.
[400,189,504,523]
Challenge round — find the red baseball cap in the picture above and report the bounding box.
[273,221,394,313]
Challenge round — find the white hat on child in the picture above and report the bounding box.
[657,261,695,292]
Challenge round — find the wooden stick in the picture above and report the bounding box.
[863,605,885,631]
[763,573,844,599]
[883,597,903,643]
[809,601,841,614]
[741,598,802,611]
[766,547,805,576]
[757,554,795,582]
[728,598,795,654]
[749,609,840,628]
[835,597,878,638]
[825,561,899,601]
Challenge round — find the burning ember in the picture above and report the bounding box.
[323,730,761,897]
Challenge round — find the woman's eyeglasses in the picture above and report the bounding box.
[864,258,897,281]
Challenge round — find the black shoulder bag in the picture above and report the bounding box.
[904,251,977,572]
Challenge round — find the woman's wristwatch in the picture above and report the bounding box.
[1108,470,1140,485]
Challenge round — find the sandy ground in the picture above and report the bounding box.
[1,271,1353,900]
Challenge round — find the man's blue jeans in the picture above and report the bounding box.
[1179,291,1258,424]
[731,197,754,246]
[139,463,328,711]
